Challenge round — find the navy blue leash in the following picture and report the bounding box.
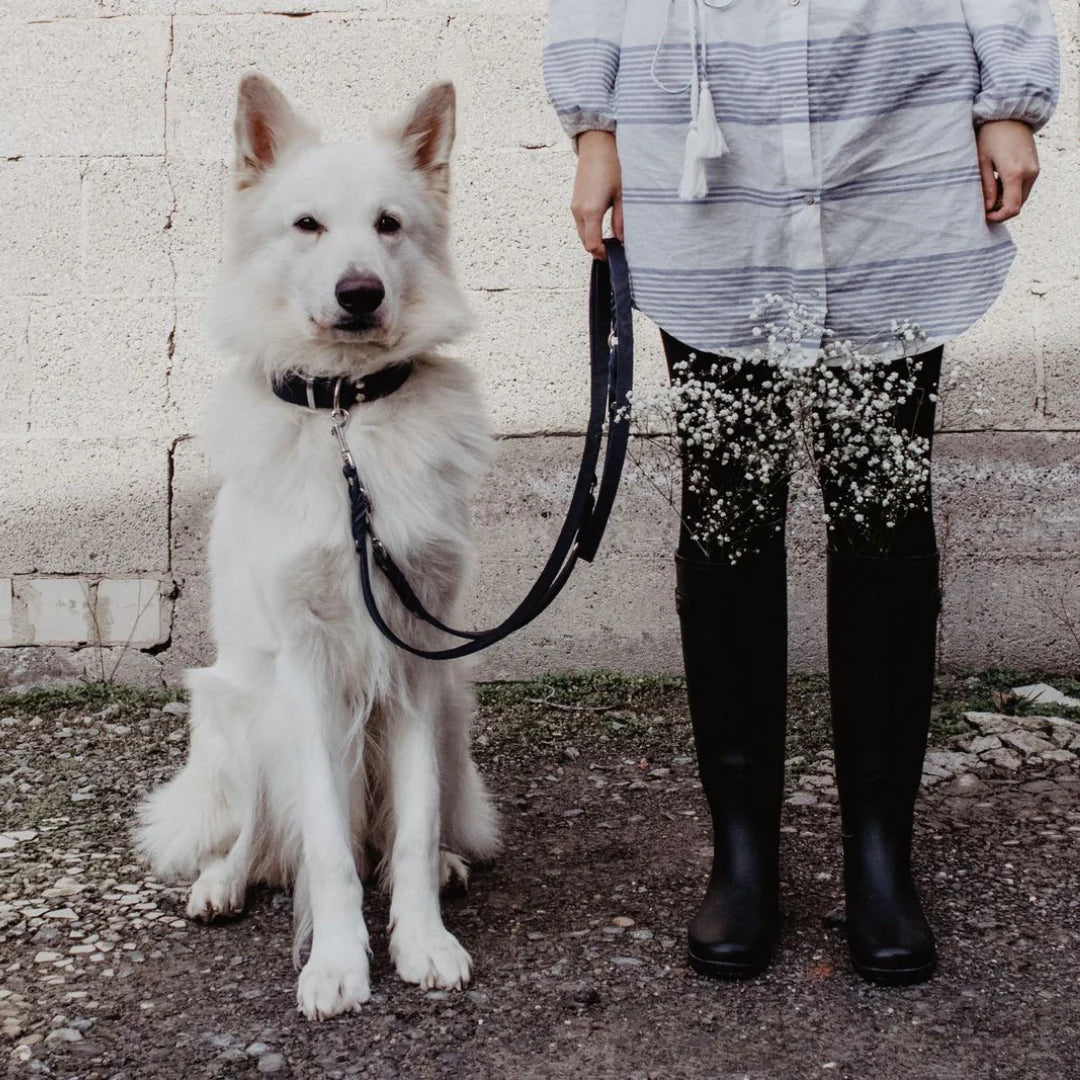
[338,237,634,660]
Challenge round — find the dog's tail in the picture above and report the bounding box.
[133,667,249,880]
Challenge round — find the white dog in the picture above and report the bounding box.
[135,73,499,1020]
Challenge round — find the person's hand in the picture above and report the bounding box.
[977,119,1040,223]
[571,129,623,259]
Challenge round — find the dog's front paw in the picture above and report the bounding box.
[296,952,371,1021]
[186,858,247,921]
[391,925,473,990]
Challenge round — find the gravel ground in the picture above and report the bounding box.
[1,674,1079,1080]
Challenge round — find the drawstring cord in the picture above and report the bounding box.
[650,0,730,200]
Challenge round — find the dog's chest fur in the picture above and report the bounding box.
[201,355,491,666]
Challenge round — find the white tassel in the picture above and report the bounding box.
[695,81,728,159]
[678,76,726,201]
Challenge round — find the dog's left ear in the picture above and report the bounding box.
[398,82,456,193]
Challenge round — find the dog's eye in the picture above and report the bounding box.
[294,216,322,233]
[376,213,401,236]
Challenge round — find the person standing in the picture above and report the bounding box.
[545,0,1059,984]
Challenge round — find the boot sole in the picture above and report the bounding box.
[852,956,937,987]
[688,950,769,981]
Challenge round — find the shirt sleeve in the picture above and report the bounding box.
[962,0,1060,130]
[544,0,627,140]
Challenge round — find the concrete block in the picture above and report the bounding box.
[170,437,217,577]
[466,290,669,435]
[6,2,101,17]
[167,13,443,165]
[95,578,167,647]
[940,555,1080,674]
[81,158,176,298]
[942,284,1041,432]
[0,299,32,437]
[1037,278,1080,427]
[935,432,1080,558]
[0,436,170,574]
[170,0,377,15]
[453,149,579,292]
[168,161,228,298]
[441,15,565,152]
[167,296,219,434]
[0,160,83,296]
[0,17,171,157]
[0,579,13,646]
[18,578,93,645]
[27,299,173,437]
[0,645,164,692]
[395,0,548,13]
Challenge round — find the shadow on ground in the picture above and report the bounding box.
[1,675,1078,1080]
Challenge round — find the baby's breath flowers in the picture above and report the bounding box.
[625,297,975,564]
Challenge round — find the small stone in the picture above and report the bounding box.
[964,712,1014,735]
[946,773,986,796]
[611,956,642,967]
[630,929,654,941]
[969,735,1002,754]
[1000,731,1056,756]
[924,750,978,775]
[46,908,78,921]
[45,1027,83,1046]
[246,1042,270,1056]
[162,701,190,716]
[981,748,1022,770]
[1011,683,1080,709]
[786,791,818,806]
[466,991,490,1007]
[563,746,580,759]
[1039,749,1076,764]
[258,1052,286,1074]
[34,952,62,964]
[562,808,584,818]
[612,916,635,928]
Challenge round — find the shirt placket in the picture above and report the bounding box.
[778,0,827,350]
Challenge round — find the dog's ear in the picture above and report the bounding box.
[233,72,318,188]
[398,82,456,193]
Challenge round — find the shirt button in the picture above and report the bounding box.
[789,0,801,5]
[803,193,817,206]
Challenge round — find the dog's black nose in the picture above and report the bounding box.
[335,274,385,315]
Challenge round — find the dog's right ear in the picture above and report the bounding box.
[233,73,318,189]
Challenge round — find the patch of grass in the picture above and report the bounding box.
[0,681,181,718]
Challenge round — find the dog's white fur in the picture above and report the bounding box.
[135,73,499,1020]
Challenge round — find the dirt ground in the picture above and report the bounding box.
[2,674,1079,1080]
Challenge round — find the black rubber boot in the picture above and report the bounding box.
[676,542,788,979]
[827,550,939,986]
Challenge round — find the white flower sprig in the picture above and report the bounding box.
[624,296,978,563]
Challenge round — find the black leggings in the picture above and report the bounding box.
[660,331,942,562]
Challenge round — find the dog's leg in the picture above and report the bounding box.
[388,677,472,991]
[277,653,372,1020]
[186,792,256,921]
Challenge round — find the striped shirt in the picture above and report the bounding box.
[544,1,1060,360]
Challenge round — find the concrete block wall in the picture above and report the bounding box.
[0,0,1078,688]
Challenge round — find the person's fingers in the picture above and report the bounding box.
[612,192,625,242]
[575,206,607,259]
[978,152,999,213]
[987,170,1024,222]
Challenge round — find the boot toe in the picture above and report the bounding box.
[849,939,937,986]
[688,924,774,980]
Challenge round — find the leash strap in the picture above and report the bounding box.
[342,237,634,660]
